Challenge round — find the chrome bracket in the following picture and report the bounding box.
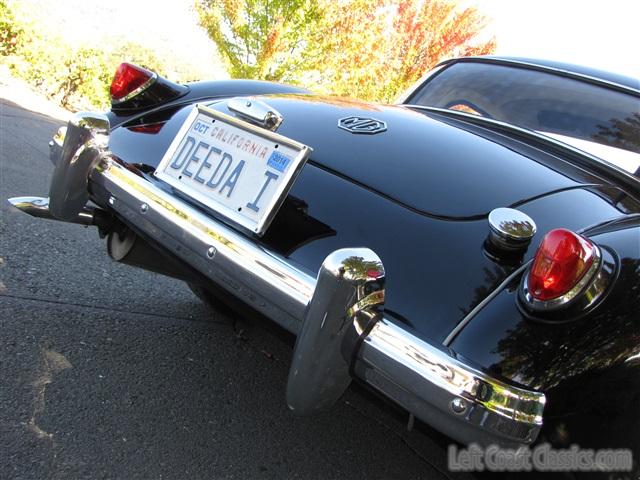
[49,112,110,221]
[286,248,385,415]
[227,97,283,131]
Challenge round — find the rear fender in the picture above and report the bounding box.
[449,218,640,449]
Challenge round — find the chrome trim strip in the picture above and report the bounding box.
[92,158,544,444]
[394,63,447,103]
[37,114,547,446]
[443,263,529,346]
[357,319,545,445]
[406,105,640,185]
[111,72,158,104]
[461,57,640,96]
[398,56,639,103]
[521,245,607,311]
[445,221,619,346]
[95,158,315,333]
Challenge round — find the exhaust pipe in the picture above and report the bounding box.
[8,196,198,281]
[7,196,104,226]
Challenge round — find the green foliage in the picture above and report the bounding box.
[108,42,168,78]
[196,0,496,102]
[311,0,496,102]
[195,0,323,81]
[2,10,179,110]
[1,2,194,110]
[7,28,112,109]
[4,0,496,109]
[0,0,23,56]
[60,47,112,109]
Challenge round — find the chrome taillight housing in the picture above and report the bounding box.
[110,63,157,104]
[108,62,189,113]
[520,228,611,313]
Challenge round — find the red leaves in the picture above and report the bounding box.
[196,0,495,101]
[313,0,496,101]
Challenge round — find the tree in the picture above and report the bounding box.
[195,0,323,81]
[593,113,640,155]
[0,0,24,56]
[312,0,496,101]
[195,0,496,101]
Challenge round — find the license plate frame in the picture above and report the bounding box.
[154,104,311,236]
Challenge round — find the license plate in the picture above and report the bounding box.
[154,104,311,236]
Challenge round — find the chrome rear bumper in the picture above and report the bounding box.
[9,112,546,447]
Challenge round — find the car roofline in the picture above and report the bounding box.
[432,56,640,97]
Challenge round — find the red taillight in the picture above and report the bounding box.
[527,228,596,301]
[110,63,154,101]
[127,122,165,134]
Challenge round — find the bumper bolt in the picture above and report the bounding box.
[206,246,216,259]
[450,398,467,414]
[140,203,149,214]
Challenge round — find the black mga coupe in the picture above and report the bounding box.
[9,56,640,471]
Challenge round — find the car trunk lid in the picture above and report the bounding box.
[108,95,637,343]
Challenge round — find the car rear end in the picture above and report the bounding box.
[9,62,640,457]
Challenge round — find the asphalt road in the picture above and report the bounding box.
[0,98,471,479]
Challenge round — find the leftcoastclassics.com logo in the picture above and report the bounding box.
[448,444,634,473]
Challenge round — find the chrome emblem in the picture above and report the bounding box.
[338,116,387,134]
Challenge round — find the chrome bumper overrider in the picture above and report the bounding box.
[9,112,546,447]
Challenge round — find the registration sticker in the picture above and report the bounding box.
[267,151,292,173]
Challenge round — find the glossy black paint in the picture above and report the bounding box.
[112,96,635,214]
[450,220,640,459]
[102,79,640,461]
[108,94,639,345]
[110,73,190,114]
[423,107,640,196]
[450,220,640,388]
[106,79,310,128]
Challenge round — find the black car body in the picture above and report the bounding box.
[9,57,640,474]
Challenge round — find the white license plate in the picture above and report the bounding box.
[154,104,311,235]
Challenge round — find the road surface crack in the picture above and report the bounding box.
[28,349,72,440]
[0,293,231,325]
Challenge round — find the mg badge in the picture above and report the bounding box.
[338,116,387,135]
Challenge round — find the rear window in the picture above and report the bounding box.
[408,62,640,163]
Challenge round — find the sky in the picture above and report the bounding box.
[473,0,640,79]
